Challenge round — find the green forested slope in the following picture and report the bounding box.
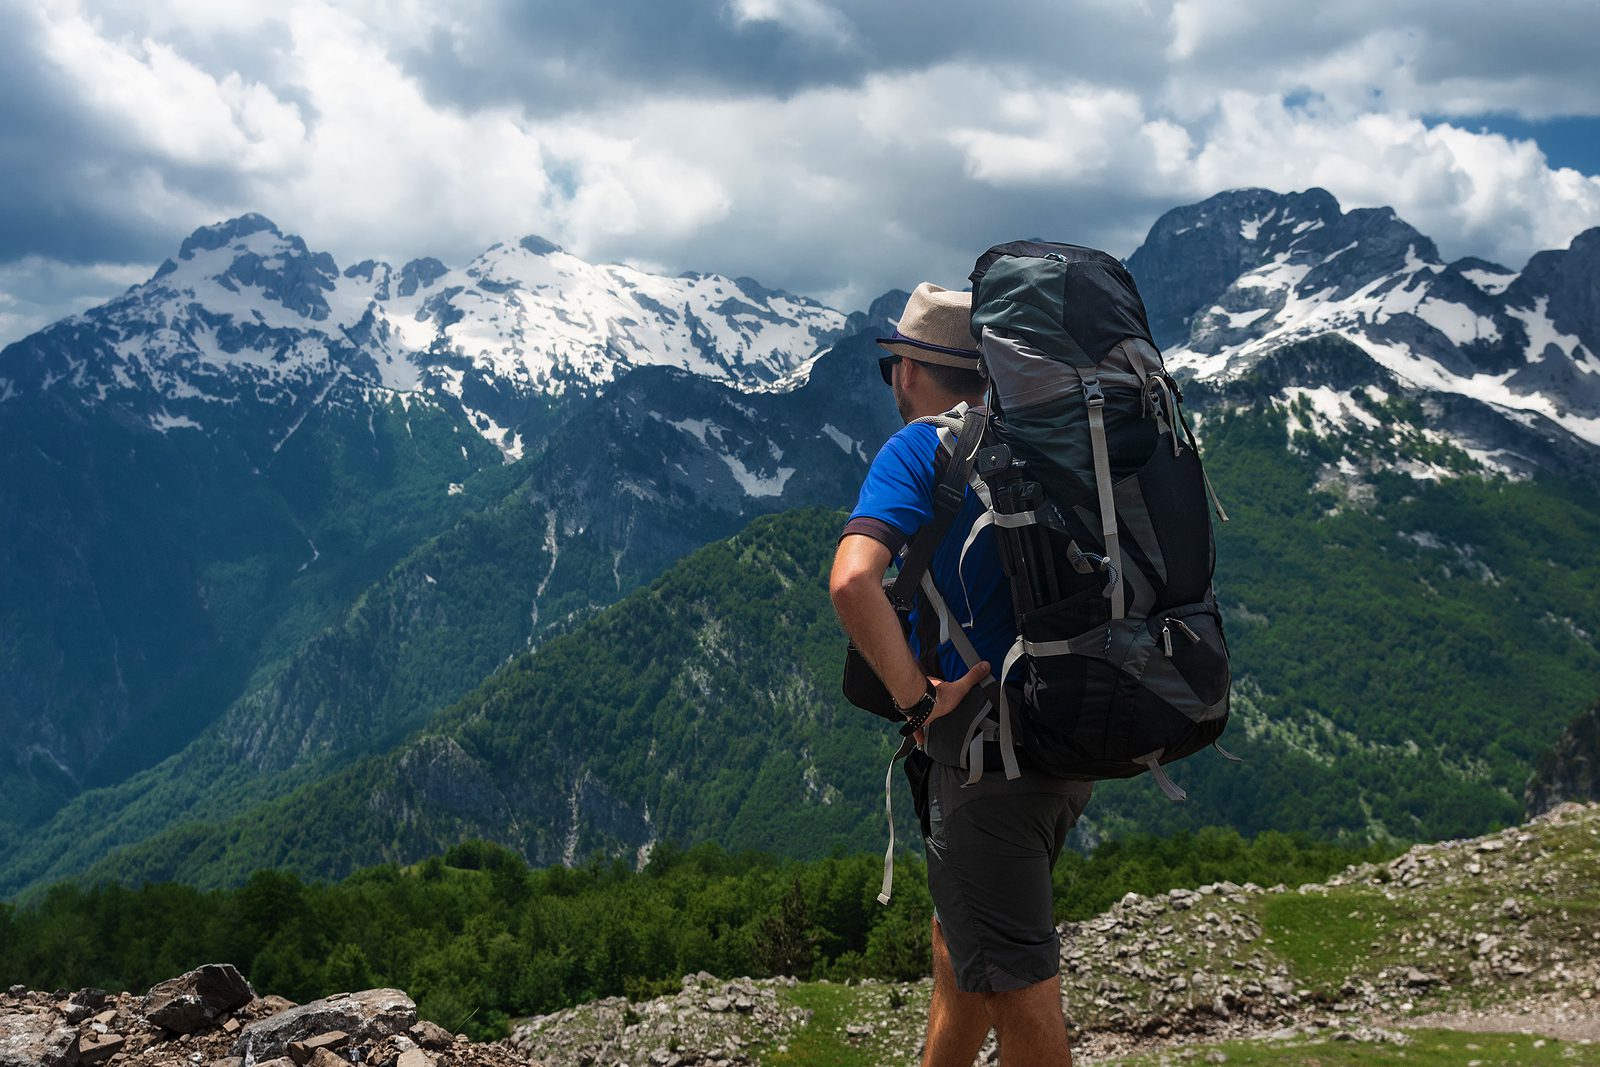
[0,389,510,845]
[59,396,1600,891]
[2,338,900,900]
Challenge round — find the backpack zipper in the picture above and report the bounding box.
[1161,617,1201,656]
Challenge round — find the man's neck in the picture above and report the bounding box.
[909,391,983,421]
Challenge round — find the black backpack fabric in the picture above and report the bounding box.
[921,241,1235,799]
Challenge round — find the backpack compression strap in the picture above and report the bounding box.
[1079,373,1125,620]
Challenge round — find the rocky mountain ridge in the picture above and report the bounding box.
[0,215,846,461]
[1127,187,1600,480]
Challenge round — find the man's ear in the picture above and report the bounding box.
[898,356,919,389]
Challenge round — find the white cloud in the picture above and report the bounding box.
[726,0,856,46]
[1181,94,1600,265]
[38,10,307,169]
[2,0,1599,352]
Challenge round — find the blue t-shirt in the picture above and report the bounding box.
[844,421,1017,682]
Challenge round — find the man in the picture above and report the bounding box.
[829,283,1092,1067]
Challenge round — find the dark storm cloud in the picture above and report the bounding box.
[398,0,1165,113]
[0,6,156,263]
[0,4,260,268]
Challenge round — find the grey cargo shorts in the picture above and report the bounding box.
[907,748,1092,993]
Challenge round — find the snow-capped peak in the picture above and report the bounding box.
[0,216,848,455]
[1129,188,1600,450]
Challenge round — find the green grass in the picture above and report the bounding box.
[762,981,922,1067]
[1259,889,1437,992]
[1098,1028,1589,1066]
[1254,825,1600,1007]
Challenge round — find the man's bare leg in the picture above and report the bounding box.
[923,916,991,1067]
[982,974,1071,1067]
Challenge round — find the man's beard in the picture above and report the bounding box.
[893,376,914,423]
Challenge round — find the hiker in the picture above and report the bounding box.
[829,282,1093,1066]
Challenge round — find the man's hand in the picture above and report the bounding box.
[917,660,990,746]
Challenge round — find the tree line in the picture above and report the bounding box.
[0,829,1393,1040]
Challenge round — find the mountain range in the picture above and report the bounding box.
[2,187,1598,898]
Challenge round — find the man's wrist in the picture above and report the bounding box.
[895,681,937,734]
[891,682,928,711]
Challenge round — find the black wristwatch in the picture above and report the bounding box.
[896,682,937,736]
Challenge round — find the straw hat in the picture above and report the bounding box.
[875,282,980,368]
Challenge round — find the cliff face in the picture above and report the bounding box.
[1526,700,1600,817]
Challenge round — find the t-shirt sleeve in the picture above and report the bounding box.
[841,424,938,556]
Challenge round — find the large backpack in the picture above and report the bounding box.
[896,241,1235,801]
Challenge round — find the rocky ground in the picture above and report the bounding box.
[506,802,1600,1065]
[7,804,1599,1067]
[0,971,531,1067]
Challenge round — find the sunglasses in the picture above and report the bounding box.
[878,354,901,386]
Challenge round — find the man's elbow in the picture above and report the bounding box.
[828,558,878,613]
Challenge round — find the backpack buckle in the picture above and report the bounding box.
[934,481,965,515]
[1083,376,1105,407]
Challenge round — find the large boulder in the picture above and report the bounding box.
[0,1010,79,1067]
[141,964,256,1034]
[232,991,416,1067]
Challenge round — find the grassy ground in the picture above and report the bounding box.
[760,980,924,1067]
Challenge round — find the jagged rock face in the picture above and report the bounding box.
[1130,187,1351,348]
[1125,187,1600,463]
[0,985,528,1067]
[1526,701,1600,817]
[0,1009,80,1067]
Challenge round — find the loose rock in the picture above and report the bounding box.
[142,966,256,1035]
[231,991,415,1066]
[0,1010,81,1067]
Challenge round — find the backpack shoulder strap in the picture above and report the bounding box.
[888,405,989,610]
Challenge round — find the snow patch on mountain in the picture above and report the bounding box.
[719,454,795,497]
[820,423,865,460]
[1508,299,1585,363]
[1460,267,1515,295]
[1412,298,1500,347]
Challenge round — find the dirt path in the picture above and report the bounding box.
[1383,1002,1600,1044]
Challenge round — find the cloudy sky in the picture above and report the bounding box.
[3,0,1599,347]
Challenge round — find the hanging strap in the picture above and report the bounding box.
[1213,740,1243,763]
[876,733,918,904]
[1133,750,1188,802]
[1080,375,1124,620]
[1152,377,1180,454]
